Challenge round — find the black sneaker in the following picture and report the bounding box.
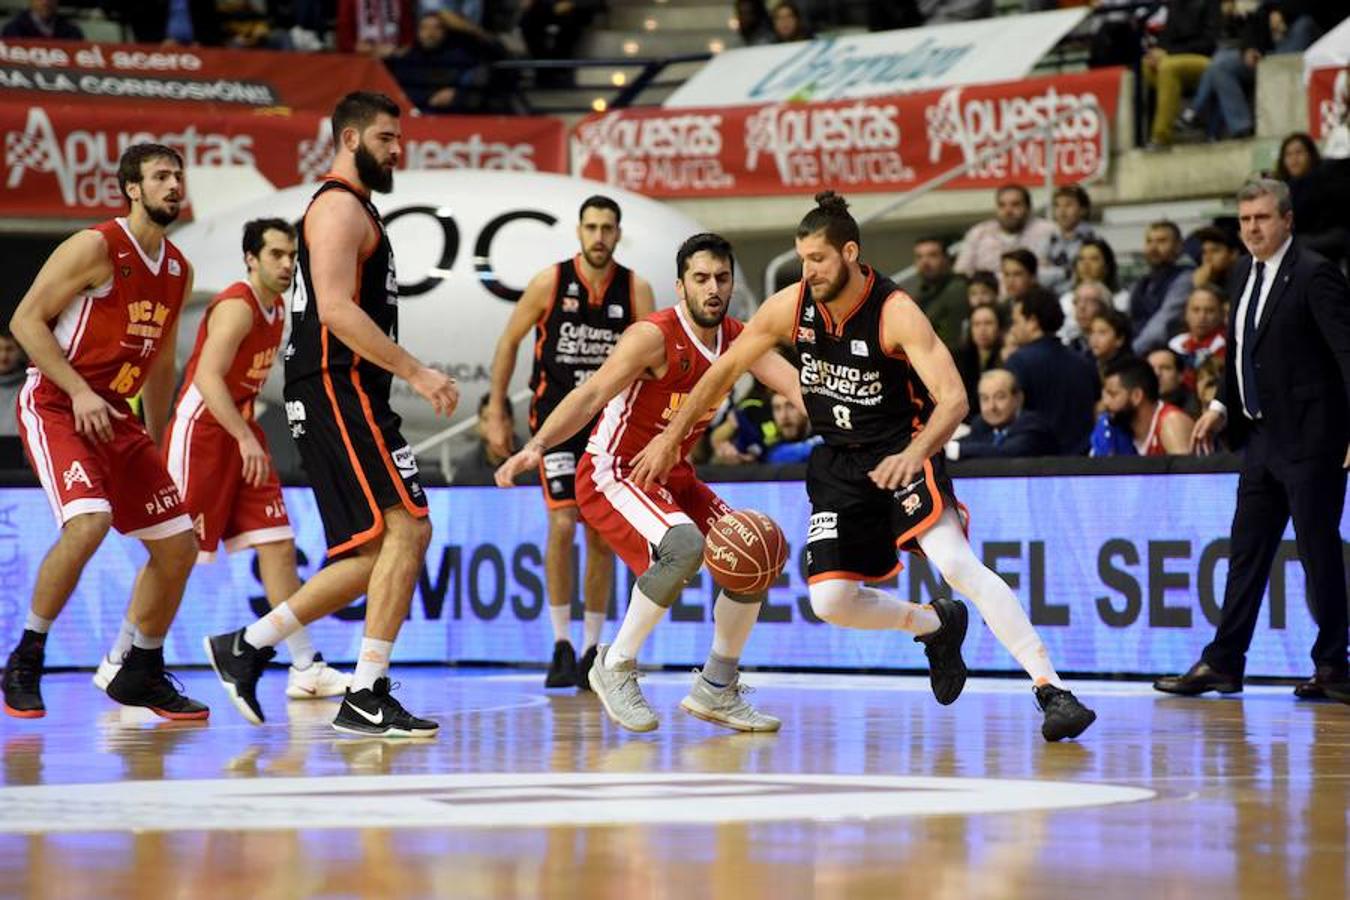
[545,640,577,688]
[576,644,598,692]
[203,628,276,725]
[914,597,968,705]
[2,636,46,719]
[105,647,210,721]
[1035,684,1097,742]
[332,677,438,738]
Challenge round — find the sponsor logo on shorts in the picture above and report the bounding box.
[192,513,205,541]
[264,499,287,520]
[806,512,837,543]
[62,460,92,491]
[285,400,305,438]
[391,445,419,480]
[144,484,181,517]
[901,493,922,516]
[542,451,577,478]
[550,479,563,495]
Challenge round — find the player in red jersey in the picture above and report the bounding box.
[496,233,802,733]
[165,219,351,713]
[2,143,207,721]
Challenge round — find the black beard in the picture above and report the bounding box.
[813,266,850,304]
[583,247,612,269]
[144,202,180,227]
[685,296,726,328]
[1109,408,1135,431]
[355,143,393,193]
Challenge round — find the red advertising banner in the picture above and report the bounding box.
[571,69,1124,198]
[0,38,410,112]
[1309,65,1346,143]
[0,102,566,217]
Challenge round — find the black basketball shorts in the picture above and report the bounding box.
[536,423,593,510]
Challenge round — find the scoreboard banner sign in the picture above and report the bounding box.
[1,472,1339,678]
[571,69,1122,199]
[0,102,566,217]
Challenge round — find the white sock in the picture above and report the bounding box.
[285,627,317,670]
[108,617,136,663]
[352,637,393,692]
[711,592,761,659]
[243,601,302,650]
[132,629,164,650]
[808,580,940,634]
[606,585,668,667]
[582,611,606,652]
[548,603,572,645]
[24,611,52,634]
[917,509,1064,688]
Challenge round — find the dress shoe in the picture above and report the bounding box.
[1294,666,1350,700]
[1325,683,1350,705]
[1153,660,1242,696]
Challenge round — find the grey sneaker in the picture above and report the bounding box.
[680,669,781,733]
[587,644,658,733]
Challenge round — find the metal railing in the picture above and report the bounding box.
[411,388,534,477]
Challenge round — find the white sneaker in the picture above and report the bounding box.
[92,654,122,693]
[285,655,351,699]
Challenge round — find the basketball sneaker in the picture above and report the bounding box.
[1034,684,1097,742]
[587,644,657,733]
[332,677,439,738]
[545,640,577,688]
[914,597,969,705]
[92,652,123,693]
[576,644,598,692]
[203,628,276,725]
[680,670,781,732]
[2,638,45,719]
[105,647,210,721]
[285,654,351,700]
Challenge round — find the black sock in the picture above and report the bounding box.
[124,645,164,667]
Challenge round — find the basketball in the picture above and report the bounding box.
[704,509,790,594]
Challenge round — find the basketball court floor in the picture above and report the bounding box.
[0,667,1346,899]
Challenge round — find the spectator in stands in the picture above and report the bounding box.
[1193,353,1225,409]
[338,0,416,57]
[1276,132,1350,267]
[1005,286,1099,455]
[0,331,27,438]
[451,394,524,484]
[865,0,922,31]
[954,185,1057,284]
[1096,356,1195,455]
[966,270,999,310]
[763,392,821,463]
[902,238,968,352]
[735,0,775,45]
[956,302,1005,416]
[1069,237,1129,310]
[1043,185,1097,294]
[389,13,489,112]
[710,380,777,464]
[1168,283,1228,388]
[946,369,1056,460]
[1148,346,1200,416]
[770,1,813,42]
[1000,249,1039,306]
[3,0,83,39]
[1188,225,1241,290]
[1128,220,1195,354]
[1142,0,1222,150]
[1087,307,1134,382]
[1062,280,1112,353]
[520,0,602,85]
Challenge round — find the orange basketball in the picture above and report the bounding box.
[704,509,790,595]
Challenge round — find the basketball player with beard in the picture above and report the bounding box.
[2,143,208,720]
[204,92,459,736]
[496,233,801,733]
[633,193,1097,742]
[485,197,654,690]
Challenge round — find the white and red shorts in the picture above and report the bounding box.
[163,414,293,562]
[576,453,731,576]
[17,377,192,539]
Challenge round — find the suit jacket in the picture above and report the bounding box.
[956,411,1058,459]
[1220,240,1350,461]
[1004,336,1100,456]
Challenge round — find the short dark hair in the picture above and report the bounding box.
[478,393,513,417]
[242,218,296,260]
[997,184,1032,206]
[1001,248,1038,276]
[579,194,621,224]
[1105,356,1159,402]
[1092,307,1132,342]
[914,236,948,253]
[1053,184,1091,213]
[676,232,735,278]
[1190,282,1227,305]
[1147,220,1182,242]
[331,91,401,146]
[796,191,860,251]
[117,143,184,204]
[968,269,999,294]
[1014,286,1064,334]
[1148,346,1185,370]
[1191,225,1238,250]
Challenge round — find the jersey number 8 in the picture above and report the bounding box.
[832,404,853,430]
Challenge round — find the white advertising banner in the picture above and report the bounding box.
[664,9,1089,108]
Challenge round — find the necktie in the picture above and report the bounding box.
[1240,261,1265,419]
[993,428,1006,447]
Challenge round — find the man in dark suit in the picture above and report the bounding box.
[1004,286,1100,455]
[946,369,1057,460]
[1155,177,1350,700]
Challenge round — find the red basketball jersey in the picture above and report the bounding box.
[587,305,743,464]
[34,218,189,404]
[175,281,284,424]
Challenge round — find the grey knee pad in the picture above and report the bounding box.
[637,524,705,608]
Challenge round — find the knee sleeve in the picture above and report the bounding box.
[808,579,859,623]
[637,524,705,608]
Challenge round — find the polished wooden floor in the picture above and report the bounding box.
[0,667,1347,900]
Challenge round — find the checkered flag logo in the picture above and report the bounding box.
[6,107,61,189]
[297,117,334,182]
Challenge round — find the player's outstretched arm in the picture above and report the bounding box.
[485,266,553,457]
[629,288,798,488]
[140,262,192,447]
[193,297,271,486]
[495,320,665,487]
[10,229,125,442]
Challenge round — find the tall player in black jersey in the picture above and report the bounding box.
[633,192,1096,742]
[485,197,655,689]
[203,92,459,737]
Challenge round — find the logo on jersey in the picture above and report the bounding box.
[542,451,577,478]
[803,304,815,321]
[126,300,172,345]
[562,296,580,313]
[62,461,92,491]
[797,326,816,344]
[566,282,580,297]
[607,304,624,319]
[851,339,868,357]
[806,512,837,543]
[119,264,132,279]
[168,259,182,277]
[246,347,278,386]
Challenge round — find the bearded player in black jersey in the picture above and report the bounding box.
[632,192,1095,742]
[485,196,655,690]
